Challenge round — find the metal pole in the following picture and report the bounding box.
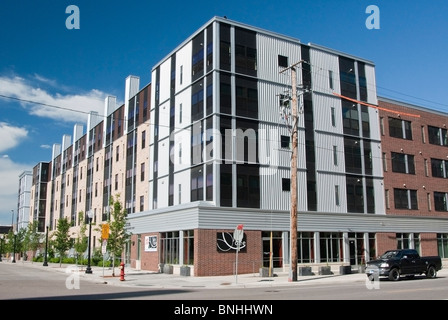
[86,216,93,274]
[43,226,49,266]
[0,236,3,262]
[12,232,17,263]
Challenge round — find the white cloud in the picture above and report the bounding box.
[0,122,28,153]
[0,157,32,225]
[0,75,107,123]
[40,144,51,149]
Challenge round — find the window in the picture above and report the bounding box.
[179,103,182,124]
[391,152,415,174]
[431,158,447,178]
[333,146,338,166]
[389,117,412,140]
[335,185,340,206]
[178,184,182,204]
[139,195,144,212]
[140,163,145,182]
[331,107,336,127]
[328,70,334,89]
[236,164,260,208]
[115,174,118,190]
[434,192,447,211]
[428,125,448,146]
[95,182,98,197]
[385,189,390,209]
[382,152,387,172]
[278,55,288,68]
[427,193,432,211]
[191,165,204,202]
[180,65,183,85]
[281,135,290,149]
[394,188,418,210]
[424,159,429,177]
[282,178,290,191]
[380,117,385,135]
[179,143,182,164]
[116,146,119,162]
[421,126,426,143]
[96,157,99,171]
[141,130,146,149]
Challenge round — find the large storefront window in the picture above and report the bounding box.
[160,231,179,264]
[437,233,448,259]
[183,230,194,265]
[262,231,283,268]
[319,232,343,263]
[297,232,315,264]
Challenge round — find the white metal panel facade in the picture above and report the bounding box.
[256,33,302,85]
[365,64,377,105]
[158,101,171,141]
[314,131,346,174]
[316,172,347,213]
[173,128,191,171]
[174,169,190,205]
[312,92,343,135]
[157,138,170,178]
[175,87,192,131]
[158,58,171,105]
[157,176,169,208]
[309,48,340,96]
[175,41,192,93]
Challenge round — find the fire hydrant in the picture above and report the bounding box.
[119,262,125,281]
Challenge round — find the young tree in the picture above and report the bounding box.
[23,222,42,262]
[53,218,71,267]
[106,194,130,276]
[73,212,88,267]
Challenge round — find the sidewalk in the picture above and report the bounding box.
[10,260,379,289]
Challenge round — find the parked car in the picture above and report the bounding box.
[365,249,442,281]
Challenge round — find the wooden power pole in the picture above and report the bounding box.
[280,60,304,282]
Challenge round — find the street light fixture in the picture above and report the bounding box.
[12,231,17,263]
[85,210,94,274]
[43,223,49,267]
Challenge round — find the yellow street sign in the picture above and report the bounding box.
[102,223,109,240]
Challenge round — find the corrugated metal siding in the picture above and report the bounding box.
[260,167,307,212]
[312,93,343,135]
[309,48,340,96]
[256,34,302,85]
[128,203,448,234]
[316,172,347,213]
[258,122,290,168]
[314,131,345,174]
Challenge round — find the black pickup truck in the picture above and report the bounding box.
[365,249,442,281]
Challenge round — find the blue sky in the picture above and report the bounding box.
[0,0,447,225]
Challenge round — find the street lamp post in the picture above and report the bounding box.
[85,210,93,274]
[0,235,3,262]
[11,210,14,232]
[43,224,49,267]
[12,231,17,263]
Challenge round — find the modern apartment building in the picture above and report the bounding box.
[128,16,387,276]
[16,171,32,231]
[28,77,151,256]
[23,17,448,277]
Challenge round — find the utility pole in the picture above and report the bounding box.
[280,60,304,282]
